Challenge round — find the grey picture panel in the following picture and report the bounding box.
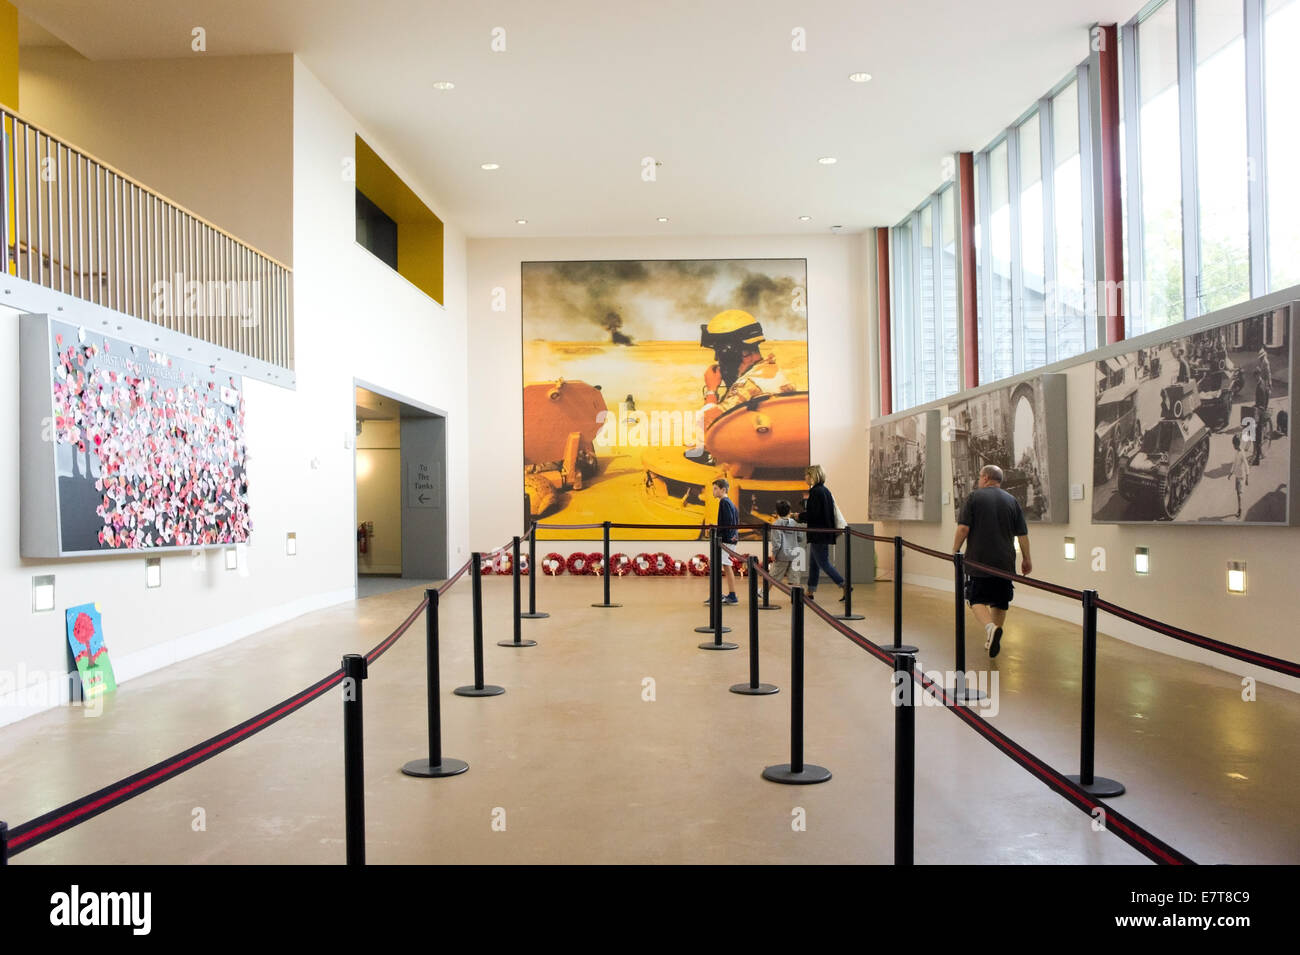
[949,374,1068,524]
[1092,303,1292,525]
[21,314,252,558]
[869,409,940,521]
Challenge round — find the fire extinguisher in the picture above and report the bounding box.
[357,523,368,555]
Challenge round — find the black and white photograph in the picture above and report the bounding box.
[868,409,939,521]
[949,375,1068,523]
[1093,305,1292,524]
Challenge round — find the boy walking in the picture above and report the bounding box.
[1230,434,1250,519]
[769,500,806,588]
[708,478,740,604]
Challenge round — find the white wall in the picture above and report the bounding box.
[0,57,470,725]
[466,233,871,554]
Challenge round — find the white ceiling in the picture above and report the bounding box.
[17,0,1139,237]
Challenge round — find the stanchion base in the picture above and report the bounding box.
[946,686,988,703]
[496,639,538,648]
[885,644,921,655]
[758,604,783,611]
[1065,775,1126,798]
[591,602,623,608]
[730,682,779,695]
[453,684,506,697]
[762,763,832,785]
[520,612,550,619]
[836,613,866,621]
[698,640,739,651]
[401,757,469,778]
[694,625,732,633]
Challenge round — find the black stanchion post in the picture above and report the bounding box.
[894,652,915,865]
[947,552,985,703]
[455,553,505,697]
[762,588,831,784]
[342,653,368,866]
[500,536,537,648]
[759,522,780,610]
[732,555,777,694]
[1066,589,1125,797]
[700,534,737,650]
[891,536,919,655]
[837,526,864,621]
[592,520,622,608]
[403,589,469,778]
[521,523,549,619]
[694,529,731,635]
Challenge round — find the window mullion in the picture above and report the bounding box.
[1008,124,1025,374]
[1177,0,1200,320]
[1244,0,1268,296]
[1122,19,1145,338]
[1040,95,1059,365]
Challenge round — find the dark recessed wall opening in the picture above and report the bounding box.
[356,189,398,270]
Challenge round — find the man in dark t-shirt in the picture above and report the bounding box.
[953,465,1031,659]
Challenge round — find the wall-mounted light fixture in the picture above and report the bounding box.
[225,549,239,571]
[1134,547,1150,575]
[286,532,297,557]
[1063,537,1076,561]
[1227,560,1247,595]
[32,574,55,613]
[146,558,162,589]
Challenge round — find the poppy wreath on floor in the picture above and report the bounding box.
[673,559,686,576]
[587,552,604,576]
[519,554,530,576]
[649,552,669,575]
[494,551,513,575]
[479,554,496,575]
[688,553,710,576]
[656,552,681,576]
[608,553,633,576]
[729,554,748,576]
[566,552,590,575]
[542,552,566,575]
[632,552,656,576]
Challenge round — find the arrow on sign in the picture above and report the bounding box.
[418,493,430,504]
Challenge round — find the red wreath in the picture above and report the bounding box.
[479,555,496,575]
[519,554,530,576]
[608,552,633,576]
[633,552,655,576]
[674,559,687,576]
[542,552,566,576]
[494,551,513,575]
[688,553,710,576]
[567,552,590,575]
[587,551,604,576]
[730,554,748,576]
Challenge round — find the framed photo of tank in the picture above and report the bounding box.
[868,410,941,521]
[521,259,810,541]
[1092,302,1293,525]
[947,375,1069,524]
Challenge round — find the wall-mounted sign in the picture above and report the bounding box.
[408,460,440,509]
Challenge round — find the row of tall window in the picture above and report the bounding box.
[889,0,1300,412]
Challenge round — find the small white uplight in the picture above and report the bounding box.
[1227,560,1247,595]
[32,575,55,613]
[480,162,500,170]
[656,216,670,223]
[515,218,528,225]
[1063,537,1076,561]
[1134,547,1150,575]
[433,80,455,91]
[225,548,239,571]
[286,532,297,557]
[799,215,812,221]
[146,558,162,589]
[817,157,838,165]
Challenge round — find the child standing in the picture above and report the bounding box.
[769,500,806,589]
[1230,434,1251,519]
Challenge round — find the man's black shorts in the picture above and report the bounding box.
[966,574,1013,610]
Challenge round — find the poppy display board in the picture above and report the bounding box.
[521,259,810,541]
[20,314,252,557]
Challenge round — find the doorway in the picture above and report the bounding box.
[354,382,447,597]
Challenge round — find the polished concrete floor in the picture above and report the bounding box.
[2,572,1297,864]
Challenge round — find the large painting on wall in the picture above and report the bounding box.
[21,315,252,557]
[869,410,940,521]
[521,259,810,540]
[948,375,1069,523]
[1092,304,1292,524]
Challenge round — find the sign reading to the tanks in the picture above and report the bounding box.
[521,259,811,541]
[869,410,941,521]
[408,461,438,508]
[947,375,1069,524]
[1092,303,1293,525]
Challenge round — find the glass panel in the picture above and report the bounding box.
[1053,79,1087,360]
[975,155,989,384]
[892,222,914,409]
[1196,0,1249,312]
[1019,112,1047,371]
[940,186,960,396]
[1138,0,1184,331]
[989,140,1014,381]
[1266,0,1300,291]
[919,203,937,403]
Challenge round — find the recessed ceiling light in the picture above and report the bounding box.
[799,215,812,221]
[656,216,670,223]
[817,157,837,165]
[849,72,873,83]
[480,162,500,170]
[433,80,455,91]
[515,218,528,225]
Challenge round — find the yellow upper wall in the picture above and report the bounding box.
[0,2,18,109]
[355,135,444,305]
